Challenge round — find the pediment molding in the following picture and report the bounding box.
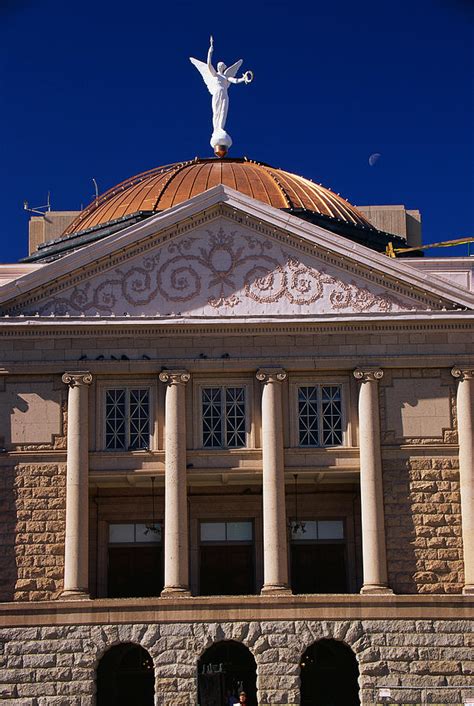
[0,206,451,316]
[1,187,473,314]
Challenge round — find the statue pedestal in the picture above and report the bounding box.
[211,129,232,158]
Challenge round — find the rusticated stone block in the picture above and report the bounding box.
[0,618,473,704]
[383,456,463,593]
[0,463,66,602]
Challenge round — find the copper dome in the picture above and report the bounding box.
[63,158,373,237]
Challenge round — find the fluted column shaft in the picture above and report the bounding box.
[353,368,392,594]
[451,367,474,594]
[159,370,190,596]
[61,371,92,598]
[257,368,291,594]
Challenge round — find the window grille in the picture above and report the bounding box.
[202,386,246,448]
[105,388,150,450]
[298,385,342,447]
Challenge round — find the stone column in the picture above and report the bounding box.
[256,368,291,594]
[353,368,392,594]
[451,367,474,594]
[159,370,191,596]
[61,371,93,598]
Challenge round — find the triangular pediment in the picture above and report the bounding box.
[1,186,473,318]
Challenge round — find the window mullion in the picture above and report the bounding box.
[126,391,130,450]
[317,385,322,447]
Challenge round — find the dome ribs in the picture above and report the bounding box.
[258,164,294,209]
[206,161,224,191]
[224,163,238,191]
[62,164,176,236]
[149,161,192,211]
[248,164,275,206]
[160,165,197,209]
[89,172,161,226]
[61,157,376,239]
[231,161,255,200]
[173,165,201,201]
[270,170,307,210]
[291,172,349,221]
[189,162,214,199]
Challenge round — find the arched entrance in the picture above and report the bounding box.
[198,640,257,706]
[300,638,360,706]
[96,643,154,706]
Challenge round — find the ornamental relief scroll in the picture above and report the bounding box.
[27,225,418,316]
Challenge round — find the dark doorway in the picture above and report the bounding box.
[290,519,348,594]
[199,521,255,596]
[96,643,154,706]
[291,544,347,594]
[198,641,257,706]
[108,546,163,597]
[200,545,255,595]
[300,639,360,706]
[107,522,163,598]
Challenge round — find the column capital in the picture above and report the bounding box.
[159,370,190,385]
[256,368,287,384]
[353,367,384,382]
[451,366,474,381]
[62,371,93,387]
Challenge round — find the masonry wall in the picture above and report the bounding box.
[0,616,473,705]
[379,368,464,594]
[0,463,66,602]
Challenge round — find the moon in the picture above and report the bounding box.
[368,153,381,167]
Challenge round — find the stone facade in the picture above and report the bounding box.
[383,457,464,594]
[0,463,66,602]
[0,615,473,705]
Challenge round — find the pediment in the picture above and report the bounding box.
[1,187,472,317]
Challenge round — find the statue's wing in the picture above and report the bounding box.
[189,57,215,94]
[224,60,243,78]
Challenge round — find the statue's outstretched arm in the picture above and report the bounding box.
[227,77,246,84]
[207,35,217,76]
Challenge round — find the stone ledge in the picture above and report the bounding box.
[0,594,473,627]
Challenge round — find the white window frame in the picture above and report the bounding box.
[289,378,349,448]
[193,378,253,450]
[97,380,156,452]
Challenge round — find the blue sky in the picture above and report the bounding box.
[0,0,472,262]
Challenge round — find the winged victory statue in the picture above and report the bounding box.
[190,36,253,157]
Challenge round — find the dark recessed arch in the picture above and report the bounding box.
[300,638,360,706]
[96,642,155,706]
[198,640,257,706]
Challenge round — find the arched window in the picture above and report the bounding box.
[300,638,360,706]
[96,643,154,706]
[198,640,257,706]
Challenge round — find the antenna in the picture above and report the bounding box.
[92,178,99,206]
[23,192,52,216]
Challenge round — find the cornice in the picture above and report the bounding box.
[0,594,472,627]
[1,311,474,337]
[1,355,474,378]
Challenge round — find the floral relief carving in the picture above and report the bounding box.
[31,226,410,316]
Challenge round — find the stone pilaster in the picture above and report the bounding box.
[159,370,191,597]
[61,371,92,599]
[256,368,291,595]
[451,366,474,594]
[353,368,392,594]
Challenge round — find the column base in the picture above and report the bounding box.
[360,584,394,595]
[462,584,474,595]
[59,590,90,600]
[261,584,292,596]
[160,586,191,598]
